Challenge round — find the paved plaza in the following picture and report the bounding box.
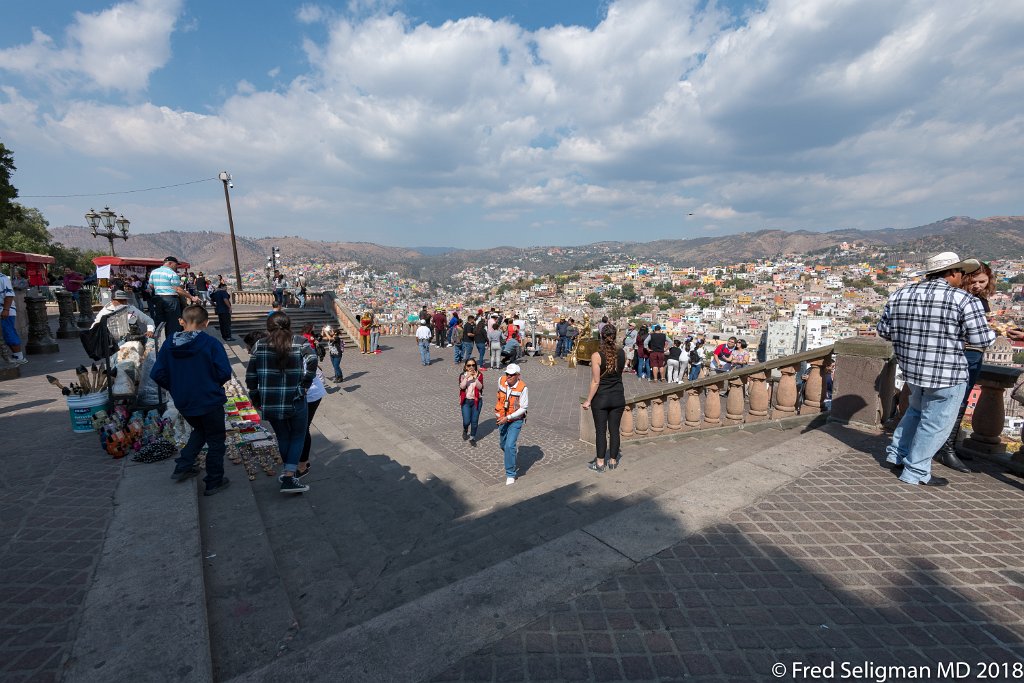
[3,327,1024,682]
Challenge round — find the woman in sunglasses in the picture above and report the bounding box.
[459,359,485,445]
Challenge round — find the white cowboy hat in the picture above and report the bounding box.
[922,252,981,275]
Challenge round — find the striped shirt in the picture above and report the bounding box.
[149,265,180,296]
[876,278,994,388]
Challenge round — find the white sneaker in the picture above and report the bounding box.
[12,357,28,366]
[505,477,516,486]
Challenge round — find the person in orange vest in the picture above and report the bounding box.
[495,363,528,485]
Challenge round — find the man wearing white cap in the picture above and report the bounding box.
[92,290,155,337]
[495,363,528,485]
[877,252,995,487]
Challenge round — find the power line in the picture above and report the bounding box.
[20,176,219,198]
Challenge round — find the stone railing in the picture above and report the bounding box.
[959,365,1024,474]
[322,292,361,345]
[580,344,834,444]
[231,290,324,308]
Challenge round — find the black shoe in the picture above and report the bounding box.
[223,337,236,341]
[889,463,904,474]
[462,430,469,441]
[280,476,310,494]
[918,476,949,487]
[608,460,618,470]
[935,448,971,473]
[470,437,477,447]
[171,465,199,481]
[204,477,231,496]
[296,464,311,478]
[588,461,606,473]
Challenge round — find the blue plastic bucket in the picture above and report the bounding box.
[66,393,109,433]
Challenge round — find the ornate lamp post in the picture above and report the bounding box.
[85,206,130,255]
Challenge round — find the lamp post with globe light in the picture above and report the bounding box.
[85,206,130,256]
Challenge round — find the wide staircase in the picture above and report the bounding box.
[226,290,356,348]
[196,361,812,680]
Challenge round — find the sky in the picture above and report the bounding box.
[1,0,1022,249]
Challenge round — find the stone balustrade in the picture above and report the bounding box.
[959,365,1023,472]
[321,292,361,344]
[231,290,323,308]
[579,344,835,445]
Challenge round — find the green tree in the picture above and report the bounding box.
[601,275,611,283]
[608,305,626,321]
[694,298,711,308]
[0,142,23,228]
[1,205,50,253]
[872,285,889,297]
[1014,351,1024,365]
[620,283,639,301]
[585,292,605,308]
[629,302,651,316]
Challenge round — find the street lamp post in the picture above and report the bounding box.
[85,206,130,256]
[218,171,244,291]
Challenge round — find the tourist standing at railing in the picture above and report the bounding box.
[296,273,307,309]
[416,318,432,365]
[878,252,994,488]
[369,321,381,354]
[647,324,668,382]
[667,339,683,383]
[622,322,638,373]
[272,270,286,307]
[458,358,484,445]
[688,339,705,381]
[475,315,489,365]
[555,317,569,358]
[934,262,997,473]
[210,282,234,342]
[635,325,650,379]
[582,324,625,472]
[566,318,579,358]
[323,326,344,381]
[432,309,447,347]
[358,310,372,354]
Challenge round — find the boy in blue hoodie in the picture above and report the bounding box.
[151,305,233,495]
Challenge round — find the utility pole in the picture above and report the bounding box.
[219,171,243,291]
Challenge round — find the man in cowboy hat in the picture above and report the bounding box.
[877,251,994,487]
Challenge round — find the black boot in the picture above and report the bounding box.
[934,405,970,472]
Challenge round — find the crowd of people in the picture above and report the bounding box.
[129,248,1019,495]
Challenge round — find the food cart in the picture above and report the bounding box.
[91,256,191,306]
[0,250,56,345]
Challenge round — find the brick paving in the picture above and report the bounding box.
[340,338,656,484]
[0,326,124,683]
[434,442,1024,682]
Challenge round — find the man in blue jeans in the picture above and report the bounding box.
[878,251,994,487]
[495,364,528,485]
[416,319,432,365]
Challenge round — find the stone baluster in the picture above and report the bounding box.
[634,401,650,436]
[725,376,745,424]
[25,294,58,354]
[76,289,94,328]
[56,290,80,338]
[620,404,635,438]
[771,364,799,419]
[666,393,683,431]
[650,397,665,434]
[684,387,702,431]
[747,371,769,422]
[802,357,827,413]
[828,337,896,432]
[961,367,1018,458]
[703,382,723,428]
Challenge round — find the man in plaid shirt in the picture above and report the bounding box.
[877,252,994,487]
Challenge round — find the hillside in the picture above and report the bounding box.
[50,215,1024,279]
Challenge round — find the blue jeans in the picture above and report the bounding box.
[688,365,701,381]
[461,341,474,363]
[637,357,650,379]
[499,419,523,478]
[273,288,284,305]
[476,341,486,365]
[297,292,305,308]
[370,332,379,353]
[419,339,431,365]
[330,354,342,379]
[177,408,226,488]
[461,400,481,437]
[268,400,309,474]
[555,336,568,357]
[453,342,463,363]
[886,382,967,484]
[963,349,983,407]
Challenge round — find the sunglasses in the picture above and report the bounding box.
[466,363,477,367]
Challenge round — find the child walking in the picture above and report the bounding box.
[150,305,233,495]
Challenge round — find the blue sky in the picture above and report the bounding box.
[1,0,1021,248]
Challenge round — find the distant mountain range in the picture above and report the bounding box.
[50,215,1024,280]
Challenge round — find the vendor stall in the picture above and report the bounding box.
[91,256,191,307]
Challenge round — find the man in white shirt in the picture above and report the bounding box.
[416,319,432,366]
[92,290,155,337]
[0,272,26,364]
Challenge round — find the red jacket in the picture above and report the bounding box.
[459,369,485,406]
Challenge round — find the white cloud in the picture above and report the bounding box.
[2,0,1023,245]
[0,0,182,93]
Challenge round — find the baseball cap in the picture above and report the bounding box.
[505,363,521,375]
[163,256,180,264]
[112,290,129,300]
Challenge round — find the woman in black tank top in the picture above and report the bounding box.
[582,324,626,471]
